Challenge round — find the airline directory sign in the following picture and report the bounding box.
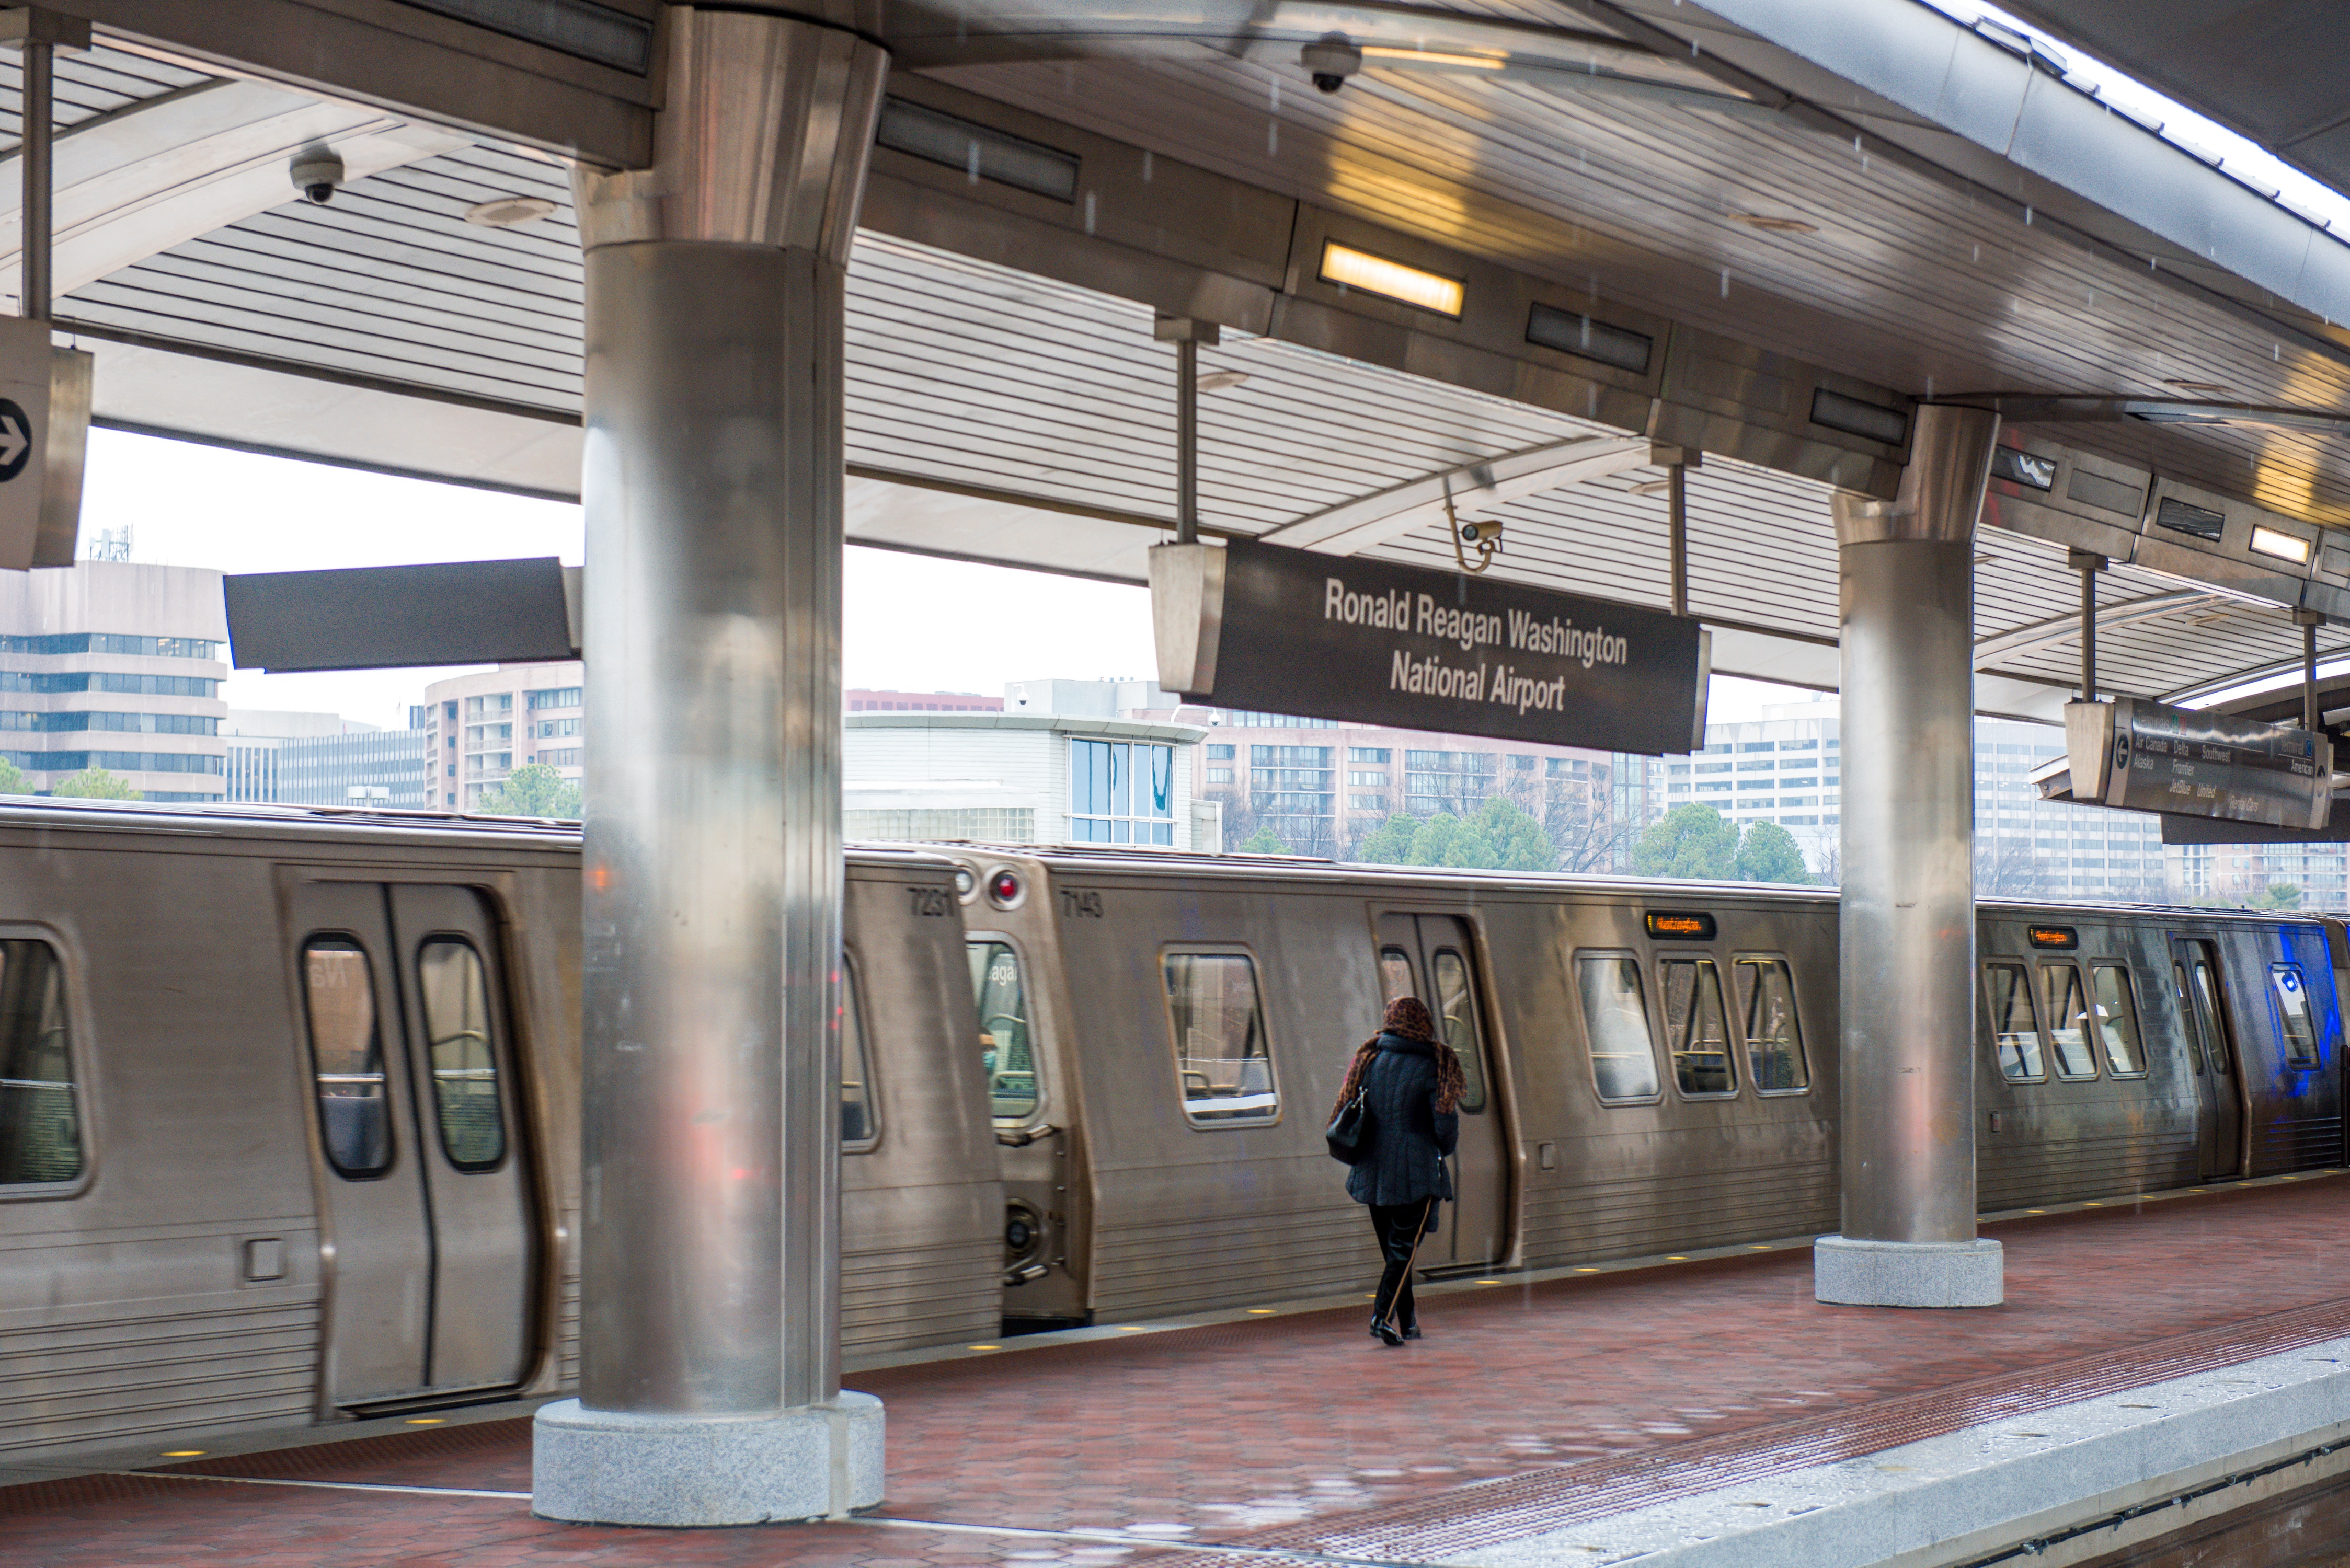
[2066,695,2332,830]
[1150,538,1707,755]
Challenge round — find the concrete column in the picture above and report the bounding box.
[532,6,887,1526]
[1814,403,2004,1309]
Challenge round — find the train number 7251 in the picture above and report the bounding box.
[906,886,956,918]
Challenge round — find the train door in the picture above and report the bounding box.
[2171,937,2244,1180]
[290,881,537,1408]
[1375,914,1507,1267]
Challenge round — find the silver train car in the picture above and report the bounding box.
[3,804,2341,1466]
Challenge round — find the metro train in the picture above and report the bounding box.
[1,798,2339,1465]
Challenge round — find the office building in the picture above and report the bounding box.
[223,710,431,808]
[0,562,228,802]
[1667,699,2172,901]
[421,663,585,810]
[846,688,1001,712]
[843,710,1212,848]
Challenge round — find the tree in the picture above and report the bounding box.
[1975,835,2048,898]
[1354,813,1419,863]
[0,756,28,795]
[2253,883,2304,911]
[1236,825,1287,854]
[1546,787,1638,874]
[1632,803,1738,880]
[476,763,581,819]
[1735,820,1812,884]
[50,766,139,801]
[1465,795,1555,872]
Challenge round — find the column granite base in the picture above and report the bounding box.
[531,1392,884,1526]
[1814,1235,2003,1308]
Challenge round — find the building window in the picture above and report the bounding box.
[527,687,583,710]
[464,694,513,719]
[1070,738,1176,844]
[1348,770,1388,786]
[1206,744,1234,759]
[1348,747,1390,763]
[536,718,580,739]
[1206,767,1233,783]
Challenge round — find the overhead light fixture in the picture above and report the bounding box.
[1728,211,1817,234]
[1196,369,1250,391]
[1989,447,2056,491]
[1317,240,1465,318]
[1360,45,1504,69]
[2249,524,2312,564]
[464,196,557,228]
[1809,387,1909,446]
[399,0,652,73]
[875,97,1080,203]
[1525,301,1653,374]
[2156,495,2226,542]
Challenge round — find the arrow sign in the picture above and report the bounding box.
[0,400,31,482]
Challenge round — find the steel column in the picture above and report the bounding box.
[533,6,887,1526]
[1815,403,2003,1309]
[20,34,49,319]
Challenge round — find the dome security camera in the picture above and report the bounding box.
[1300,38,1361,93]
[290,147,346,205]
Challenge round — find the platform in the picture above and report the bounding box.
[12,1174,2350,1567]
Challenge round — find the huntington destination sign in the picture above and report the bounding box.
[1150,538,1707,755]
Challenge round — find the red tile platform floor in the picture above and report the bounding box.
[8,1175,2350,1567]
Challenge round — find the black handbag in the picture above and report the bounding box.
[1326,1083,1371,1164]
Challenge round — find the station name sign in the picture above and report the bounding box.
[2057,696,2332,831]
[1150,539,1707,755]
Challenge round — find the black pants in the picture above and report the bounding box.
[1369,1198,1437,1328]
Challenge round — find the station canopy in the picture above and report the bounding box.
[36,0,2350,724]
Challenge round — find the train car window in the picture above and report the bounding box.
[2191,963,2232,1076]
[1576,954,1661,1103]
[0,939,81,1186]
[1163,952,1279,1126]
[2172,963,2207,1073]
[301,938,393,1178]
[1429,949,1488,1113]
[841,953,879,1150]
[2091,965,2148,1077]
[2267,963,2322,1069]
[1733,958,1809,1092]
[967,939,1037,1124]
[416,939,506,1171]
[1660,958,1737,1097]
[2037,964,2101,1081]
[1983,961,2046,1081]
[1379,947,1415,1005]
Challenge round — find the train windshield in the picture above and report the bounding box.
[968,940,1037,1123]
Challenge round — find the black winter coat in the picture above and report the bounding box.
[1344,1034,1460,1207]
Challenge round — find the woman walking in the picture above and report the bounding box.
[1332,996,1464,1345]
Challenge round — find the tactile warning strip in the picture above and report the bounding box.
[1179,1292,2350,1564]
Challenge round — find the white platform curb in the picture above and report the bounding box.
[531,1391,884,1527]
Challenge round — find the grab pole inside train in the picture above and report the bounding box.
[1816,403,2005,1308]
[532,7,890,1526]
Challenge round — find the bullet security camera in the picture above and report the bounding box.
[290,148,346,205]
[1459,517,1506,547]
[1300,38,1361,93]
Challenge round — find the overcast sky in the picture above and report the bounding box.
[86,426,1812,732]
